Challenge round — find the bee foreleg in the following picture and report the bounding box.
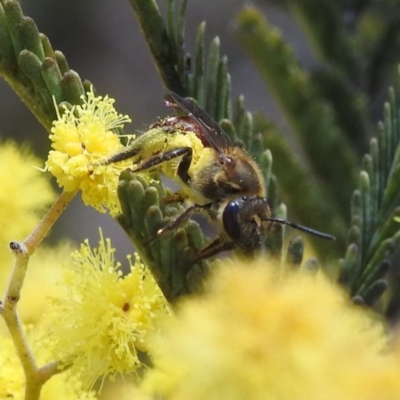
[163,192,186,204]
[194,237,235,262]
[145,203,199,245]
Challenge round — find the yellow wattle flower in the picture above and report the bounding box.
[17,242,75,326]
[144,261,400,400]
[45,87,133,214]
[0,140,54,243]
[0,140,55,298]
[45,232,170,389]
[0,325,96,400]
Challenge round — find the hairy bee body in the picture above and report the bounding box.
[151,114,267,201]
[113,117,214,205]
[112,114,266,206]
[108,91,334,261]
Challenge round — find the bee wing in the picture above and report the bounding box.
[165,90,233,154]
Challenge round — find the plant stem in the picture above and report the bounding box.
[24,189,77,253]
[0,189,77,400]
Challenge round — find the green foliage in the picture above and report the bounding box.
[338,88,400,307]
[3,0,400,311]
[0,0,92,130]
[96,0,400,309]
[117,172,210,302]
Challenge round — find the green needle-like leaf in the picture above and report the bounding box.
[19,17,45,61]
[204,37,220,116]
[339,84,400,305]
[128,0,185,94]
[288,0,361,78]
[192,21,205,104]
[253,113,346,256]
[117,171,210,302]
[312,68,369,155]
[286,236,304,268]
[301,257,319,274]
[236,7,359,216]
[0,0,90,131]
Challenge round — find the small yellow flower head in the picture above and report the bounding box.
[1,240,73,328]
[0,140,55,292]
[17,242,74,325]
[45,87,132,214]
[99,377,153,400]
[0,140,54,243]
[145,261,400,400]
[0,326,96,400]
[0,330,23,399]
[46,232,170,389]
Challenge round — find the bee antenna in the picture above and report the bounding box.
[261,217,335,241]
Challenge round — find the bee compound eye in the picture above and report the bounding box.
[222,201,242,242]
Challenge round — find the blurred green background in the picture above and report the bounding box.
[0,1,317,257]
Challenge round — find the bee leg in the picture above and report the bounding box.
[163,192,186,204]
[145,203,199,245]
[176,147,192,185]
[134,147,192,174]
[105,146,142,164]
[194,238,235,262]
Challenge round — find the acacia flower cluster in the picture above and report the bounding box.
[0,140,54,244]
[3,133,400,399]
[0,137,168,396]
[45,87,133,214]
[0,326,96,400]
[0,96,170,399]
[45,232,171,389]
[144,261,400,400]
[0,140,56,297]
[3,64,400,400]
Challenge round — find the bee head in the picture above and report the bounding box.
[222,195,335,253]
[222,196,273,253]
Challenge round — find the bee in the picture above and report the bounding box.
[108,90,335,260]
